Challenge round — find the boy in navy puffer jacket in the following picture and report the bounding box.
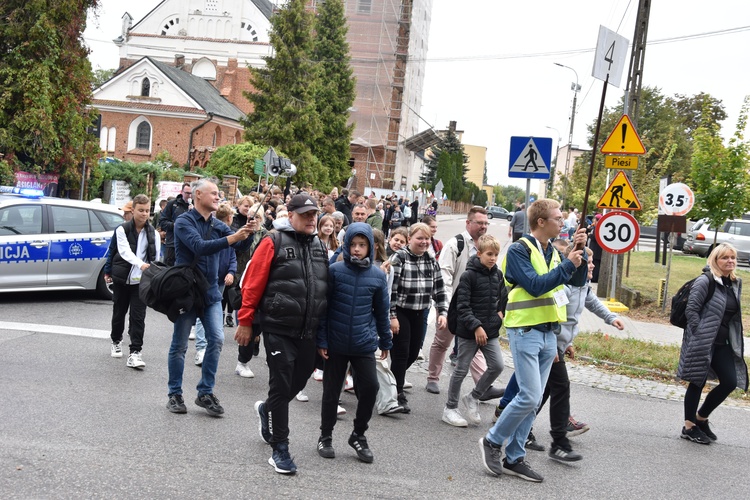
[317,223,392,463]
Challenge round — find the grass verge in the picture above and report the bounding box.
[620,251,750,334]
[574,332,749,402]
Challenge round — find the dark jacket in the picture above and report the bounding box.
[174,210,253,305]
[317,223,392,355]
[335,195,353,226]
[159,194,190,247]
[455,255,505,339]
[111,220,157,285]
[678,273,748,389]
[256,221,329,340]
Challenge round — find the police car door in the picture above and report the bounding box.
[0,203,49,287]
[47,205,110,288]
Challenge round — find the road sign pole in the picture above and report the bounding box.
[524,179,531,234]
[576,74,609,249]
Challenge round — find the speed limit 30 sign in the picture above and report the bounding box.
[594,211,640,254]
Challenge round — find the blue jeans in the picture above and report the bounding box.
[499,372,519,408]
[168,301,224,397]
[485,326,557,464]
[195,284,224,351]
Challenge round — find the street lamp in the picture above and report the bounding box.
[554,63,581,210]
[545,125,561,198]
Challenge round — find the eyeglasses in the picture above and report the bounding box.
[470,221,490,227]
[543,217,565,224]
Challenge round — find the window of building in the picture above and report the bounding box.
[160,17,180,36]
[213,126,222,147]
[107,127,117,152]
[357,0,372,14]
[192,58,217,80]
[141,78,150,97]
[136,122,151,149]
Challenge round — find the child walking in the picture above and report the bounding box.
[317,223,393,462]
[442,234,506,427]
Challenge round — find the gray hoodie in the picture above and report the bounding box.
[558,283,619,353]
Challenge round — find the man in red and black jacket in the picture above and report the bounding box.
[235,193,329,475]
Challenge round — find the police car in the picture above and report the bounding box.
[0,187,124,299]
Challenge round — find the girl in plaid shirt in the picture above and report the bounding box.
[389,223,449,413]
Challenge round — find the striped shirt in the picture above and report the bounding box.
[389,248,448,318]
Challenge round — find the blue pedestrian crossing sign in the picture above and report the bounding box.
[508,136,553,179]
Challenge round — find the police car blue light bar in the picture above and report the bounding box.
[12,187,45,198]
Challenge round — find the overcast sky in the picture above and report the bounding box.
[84,0,750,188]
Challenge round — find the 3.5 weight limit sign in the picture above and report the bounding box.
[594,211,640,254]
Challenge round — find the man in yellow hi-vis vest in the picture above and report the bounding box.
[479,199,587,482]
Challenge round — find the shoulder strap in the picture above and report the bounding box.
[704,271,716,303]
[455,234,465,257]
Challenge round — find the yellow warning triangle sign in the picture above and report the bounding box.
[600,114,646,154]
[596,171,641,210]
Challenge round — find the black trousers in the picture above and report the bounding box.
[164,246,176,266]
[390,307,424,395]
[538,356,571,446]
[110,283,146,354]
[320,352,379,437]
[684,343,738,422]
[263,332,316,446]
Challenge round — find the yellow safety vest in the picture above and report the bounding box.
[502,237,566,328]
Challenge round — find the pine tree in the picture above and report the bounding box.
[312,0,356,188]
[0,0,100,192]
[421,127,468,197]
[243,0,325,187]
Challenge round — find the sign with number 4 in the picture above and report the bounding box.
[659,183,694,216]
[592,26,629,88]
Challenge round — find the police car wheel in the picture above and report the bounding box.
[96,268,114,300]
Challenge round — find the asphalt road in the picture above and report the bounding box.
[2,218,750,498]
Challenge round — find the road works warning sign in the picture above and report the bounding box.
[596,171,641,210]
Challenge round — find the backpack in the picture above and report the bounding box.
[139,262,209,322]
[669,272,716,329]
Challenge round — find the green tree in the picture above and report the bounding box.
[243,0,325,188]
[421,127,467,191]
[0,0,100,193]
[312,0,355,188]
[207,142,279,193]
[91,67,115,89]
[492,184,525,210]
[691,96,750,242]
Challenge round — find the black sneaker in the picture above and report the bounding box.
[502,458,544,482]
[348,433,374,463]
[696,419,717,441]
[478,437,504,476]
[397,393,411,414]
[166,394,187,414]
[318,436,335,459]
[269,442,297,474]
[225,315,234,327]
[492,403,505,423]
[255,401,272,444]
[195,393,224,417]
[549,443,583,463]
[525,431,545,451]
[681,425,710,444]
[478,385,505,402]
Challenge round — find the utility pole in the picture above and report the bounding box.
[597,0,651,299]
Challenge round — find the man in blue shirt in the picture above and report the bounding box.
[165,178,254,417]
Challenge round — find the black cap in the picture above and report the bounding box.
[287,193,320,214]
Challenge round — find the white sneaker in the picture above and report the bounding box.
[344,375,354,391]
[110,342,123,358]
[416,349,425,361]
[403,380,413,390]
[442,407,468,427]
[337,405,347,415]
[194,349,205,366]
[461,393,481,425]
[189,327,196,340]
[296,391,309,402]
[313,368,324,381]
[126,351,145,369]
[235,361,255,378]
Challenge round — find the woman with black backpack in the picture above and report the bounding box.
[678,243,748,444]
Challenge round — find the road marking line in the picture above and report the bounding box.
[0,321,109,339]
